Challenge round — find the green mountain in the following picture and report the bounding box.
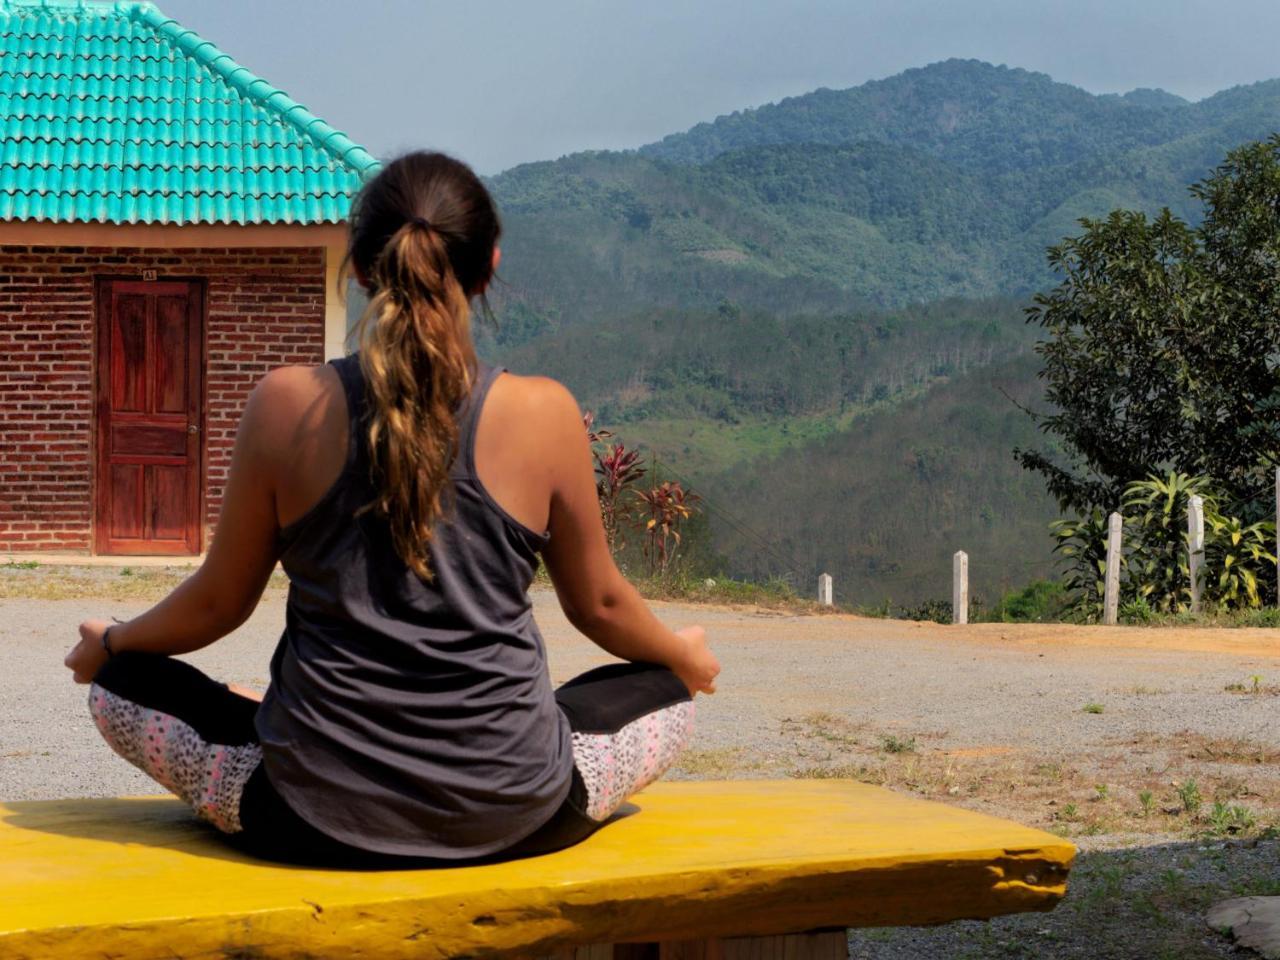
[707,353,1061,608]
[503,298,1051,604]
[479,60,1280,605]
[486,61,1280,344]
[504,297,1032,432]
[639,60,1192,171]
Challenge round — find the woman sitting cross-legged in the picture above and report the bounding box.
[63,151,720,866]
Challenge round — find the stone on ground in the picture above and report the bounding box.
[1208,897,1280,959]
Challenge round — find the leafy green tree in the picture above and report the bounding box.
[1018,138,1280,518]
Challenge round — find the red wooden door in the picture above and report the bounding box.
[94,279,204,555]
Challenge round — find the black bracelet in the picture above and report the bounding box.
[101,625,115,658]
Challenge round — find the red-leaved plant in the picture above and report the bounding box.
[585,412,644,554]
[635,481,701,576]
[582,411,613,447]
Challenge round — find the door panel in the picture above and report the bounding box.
[110,422,187,458]
[154,294,189,414]
[95,279,203,555]
[111,294,147,413]
[108,464,144,541]
[149,465,188,541]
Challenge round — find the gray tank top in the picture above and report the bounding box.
[254,355,574,858]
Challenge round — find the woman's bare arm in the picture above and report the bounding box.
[533,378,720,695]
[65,370,297,681]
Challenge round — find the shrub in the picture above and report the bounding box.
[1053,472,1278,620]
[1119,598,1156,624]
[1050,509,1111,622]
[898,598,952,623]
[993,579,1068,622]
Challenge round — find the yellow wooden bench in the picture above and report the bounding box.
[1,780,1074,959]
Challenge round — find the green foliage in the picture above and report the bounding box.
[1053,472,1277,618]
[898,599,953,624]
[1204,802,1257,837]
[630,569,805,609]
[1203,513,1277,608]
[640,60,1194,172]
[1050,509,1111,621]
[1019,139,1280,519]
[1138,790,1155,817]
[1119,598,1157,625]
[1083,703,1105,714]
[699,354,1059,606]
[1237,608,1280,628]
[1177,779,1203,816]
[990,579,1069,622]
[1122,473,1216,613]
[500,298,1033,425]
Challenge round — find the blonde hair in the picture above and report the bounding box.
[345,152,500,580]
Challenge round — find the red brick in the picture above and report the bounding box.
[0,242,326,553]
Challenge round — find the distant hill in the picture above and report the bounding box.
[503,297,1051,604]
[639,60,1192,171]
[479,61,1280,604]
[705,353,1060,608]
[486,62,1280,343]
[504,298,1032,427]
[1111,88,1190,109]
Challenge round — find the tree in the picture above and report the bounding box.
[1017,137,1280,519]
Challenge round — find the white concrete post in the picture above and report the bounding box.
[1104,512,1123,626]
[818,572,833,607]
[952,550,968,625]
[1188,495,1205,613]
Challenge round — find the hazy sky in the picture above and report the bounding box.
[162,0,1280,174]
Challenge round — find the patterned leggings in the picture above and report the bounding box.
[88,653,694,864]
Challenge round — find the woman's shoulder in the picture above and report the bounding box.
[485,371,583,435]
[242,363,347,463]
[249,362,342,419]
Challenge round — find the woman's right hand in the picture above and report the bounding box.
[674,625,719,695]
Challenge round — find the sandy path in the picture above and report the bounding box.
[3,589,1277,805]
[6,588,1280,958]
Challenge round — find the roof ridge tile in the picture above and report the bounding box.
[0,0,377,224]
[131,4,379,175]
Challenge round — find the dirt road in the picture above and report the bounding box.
[4,586,1279,957]
[6,588,1278,829]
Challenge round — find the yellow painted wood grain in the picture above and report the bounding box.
[0,780,1075,959]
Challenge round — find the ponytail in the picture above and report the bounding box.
[345,152,500,580]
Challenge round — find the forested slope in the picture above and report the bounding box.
[703,354,1060,607]
[476,60,1280,604]
[486,63,1280,344]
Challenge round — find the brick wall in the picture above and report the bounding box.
[0,244,326,553]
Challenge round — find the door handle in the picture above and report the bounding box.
[187,424,200,434]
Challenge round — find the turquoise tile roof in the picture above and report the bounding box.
[0,0,380,224]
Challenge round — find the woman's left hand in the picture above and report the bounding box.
[65,619,113,684]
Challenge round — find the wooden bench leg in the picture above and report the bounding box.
[537,929,848,960]
[720,930,847,960]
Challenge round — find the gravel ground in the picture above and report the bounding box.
[3,577,1280,958]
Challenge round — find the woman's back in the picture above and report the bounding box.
[254,354,574,858]
[69,150,718,866]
